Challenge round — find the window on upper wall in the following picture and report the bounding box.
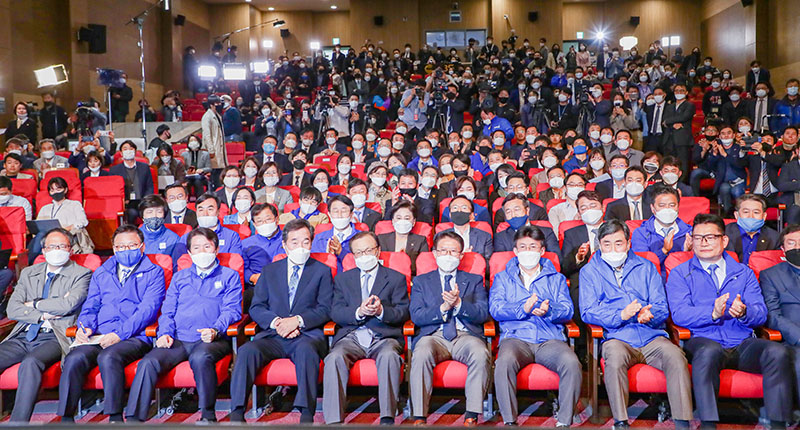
[424,29,487,48]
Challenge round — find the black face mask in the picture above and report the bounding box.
[498,96,509,103]
[453,169,468,178]
[478,146,491,156]
[786,249,800,267]
[50,191,66,202]
[293,160,306,170]
[400,188,417,197]
[451,211,470,226]
[446,92,456,100]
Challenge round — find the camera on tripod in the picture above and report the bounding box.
[316,89,331,107]
[25,102,41,119]
[578,88,591,106]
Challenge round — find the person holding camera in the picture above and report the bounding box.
[400,79,430,141]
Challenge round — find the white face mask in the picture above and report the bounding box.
[89,165,101,173]
[352,139,364,150]
[610,168,626,180]
[616,139,630,150]
[589,130,600,140]
[337,164,351,175]
[589,159,605,171]
[393,219,413,235]
[287,246,311,265]
[234,199,252,213]
[355,254,379,272]
[600,134,613,144]
[729,94,740,102]
[581,208,603,225]
[459,190,475,201]
[542,157,558,168]
[160,156,172,165]
[377,147,392,157]
[284,139,297,149]
[168,199,187,213]
[646,99,656,106]
[525,134,536,144]
[625,182,644,196]
[566,186,584,201]
[44,249,71,267]
[655,208,679,225]
[42,150,55,159]
[302,138,313,147]
[462,130,473,139]
[330,216,351,230]
[366,133,377,142]
[223,177,240,188]
[350,193,367,208]
[395,126,407,134]
[662,172,680,185]
[738,125,751,134]
[263,176,279,187]
[675,93,686,100]
[392,141,404,150]
[244,167,258,178]
[197,215,218,229]
[489,163,501,172]
[418,148,432,158]
[190,252,216,269]
[300,203,318,214]
[493,137,505,147]
[601,249,628,268]
[314,182,329,192]
[421,176,436,188]
[756,89,767,98]
[326,137,337,146]
[548,176,564,188]
[654,95,664,103]
[188,140,200,150]
[256,222,278,237]
[370,176,387,187]
[435,254,460,273]
[516,251,541,270]
[122,149,136,160]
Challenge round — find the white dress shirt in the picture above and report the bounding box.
[438,269,465,332]
[699,256,727,291]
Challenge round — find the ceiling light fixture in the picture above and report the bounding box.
[331,5,338,9]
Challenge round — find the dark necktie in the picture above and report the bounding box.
[27,272,55,341]
[442,274,457,341]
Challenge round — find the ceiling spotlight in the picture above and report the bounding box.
[245,0,251,2]
[272,20,285,27]
[262,39,273,48]
[34,64,69,88]
[330,5,338,9]
[309,41,320,50]
[268,6,274,10]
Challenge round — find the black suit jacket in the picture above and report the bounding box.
[746,69,771,95]
[249,258,333,342]
[561,224,592,287]
[761,262,800,345]
[279,171,311,188]
[329,265,409,345]
[740,152,779,196]
[4,118,37,144]
[109,161,154,199]
[383,197,435,225]
[605,196,652,222]
[776,157,800,207]
[746,97,778,130]
[345,149,375,165]
[357,207,382,232]
[662,100,695,150]
[167,208,198,228]
[724,222,780,262]
[377,232,429,272]
[493,200,548,226]
[260,152,292,174]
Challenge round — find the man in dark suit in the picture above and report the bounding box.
[260,135,292,173]
[651,155,694,197]
[109,140,155,223]
[776,128,800,225]
[1,229,91,423]
[322,232,409,425]
[644,88,667,153]
[492,172,549,226]
[347,178,381,231]
[164,183,198,228]
[229,219,333,423]
[240,77,270,105]
[279,149,312,188]
[345,133,375,165]
[747,82,778,133]
[740,134,779,206]
[561,191,605,298]
[494,193,560,260]
[331,45,347,72]
[662,84,696,179]
[745,60,771,96]
[595,155,631,201]
[760,224,800,403]
[441,196,493,262]
[605,167,652,222]
[408,231,490,426]
[382,169,435,225]
[725,194,779,264]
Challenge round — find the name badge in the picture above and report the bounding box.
[136,273,143,278]
[219,239,225,246]
[214,281,223,289]
[159,242,167,250]
[130,193,136,200]
[56,163,66,169]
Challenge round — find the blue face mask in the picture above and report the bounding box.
[143,217,165,231]
[574,145,587,155]
[116,248,143,267]
[507,214,528,231]
[263,143,276,154]
[390,166,403,177]
[737,216,765,233]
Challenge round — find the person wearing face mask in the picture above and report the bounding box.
[548,172,586,234]
[345,178,380,230]
[138,195,181,262]
[689,125,720,195]
[595,154,630,200]
[490,225,581,427]
[643,87,668,153]
[417,165,442,204]
[606,166,652,221]
[479,100,514,145]
[708,125,747,215]
[278,187,330,228]
[386,169,436,225]
[1,228,90,423]
[223,187,257,235]
[702,77,729,119]
[745,60,771,95]
[562,139,590,173]
[608,129,645,167]
[126,227,240,424]
[309,169,335,202]
[345,133,374,165]
[179,134,211,197]
[581,220,693,430]
[201,94,228,186]
[322,231,409,425]
[107,72,133,123]
[721,87,749,127]
[631,185,692,277]
[440,196,493,262]
[747,82,777,133]
[653,155,693,197]
[365,163,392,209]
[260,135,291,173]
[562,190,606,292]
[173,194,242,256]
[0,176,31,220]
[398,79,431,141]
[667,214,793,430]
[34,139,68,174]
[242,203,285,289]
[408,139,438,173]
[149,124,172,152]
[310,195,359,273]
[211,165,241,210]
[33,177,93,261]
[377,200,429,273]
[539,165,567,207]
[588,83,613,128]
[58,225,165,423]
[407,231,490,426]
[723,194,779,264]
[495,194,560,258]
[774,78,800,133]
[279,149,312,188]
[152,144,186,191]
[229,218,333,424]
[218,94,243,142]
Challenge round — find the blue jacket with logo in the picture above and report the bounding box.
[665,252,767,348]
[140,225,181,262]
[175,223,243,256]
[77,254,166,341]
[242,230,285,284]
[579,250,669,348]
[489,257,572,344]
[157,262,242,342]
[310,224,358,273]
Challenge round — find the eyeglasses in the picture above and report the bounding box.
[43,244,70,252]
[691,234,723,244]
[352,246,379,258]
[113,242,142,252]
[434,249,462,257]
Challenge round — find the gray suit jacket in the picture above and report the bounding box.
[255,186,293,213]
[5,261,92,354]
[181,149,212,174]
[33,155,70,172]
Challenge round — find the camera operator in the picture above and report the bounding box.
[313,92,351,151]
[550,88,578,131]
[435,83,466,134]
[4,102,37,144]
[39,92,69,147]
[521,90,550,134]
[70,99,109,150]
[400,79,430,141]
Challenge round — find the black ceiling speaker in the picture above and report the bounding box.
[374,15,384,26]
[528,11,538,22]
[78,24,106,54]
[280,28,290,38]
[741,0,753,6]
[174,14,186,26]
[630,16,640,26]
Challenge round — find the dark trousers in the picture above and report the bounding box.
[0,331,61,422]
[58,338,151,417]
[644,133,663,153]
[684,336,792,422]
[230,334,326,414]
[675,145,691,182]
[126,339,231,421]
[185,175,208,200]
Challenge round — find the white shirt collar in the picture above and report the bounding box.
[197,261,219,277]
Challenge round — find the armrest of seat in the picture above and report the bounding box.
[483,320,496,337]
[667,321,691,343]
[587,323,604,338]
[66,326,77,338]
[244,321,261,336]
[779,204,787,211]
[226,315,251,337]
[145,323,159,337]
[565,320,581,338]
[403,320,416,336]
[324,321,338,336]
[757,326,782,342]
